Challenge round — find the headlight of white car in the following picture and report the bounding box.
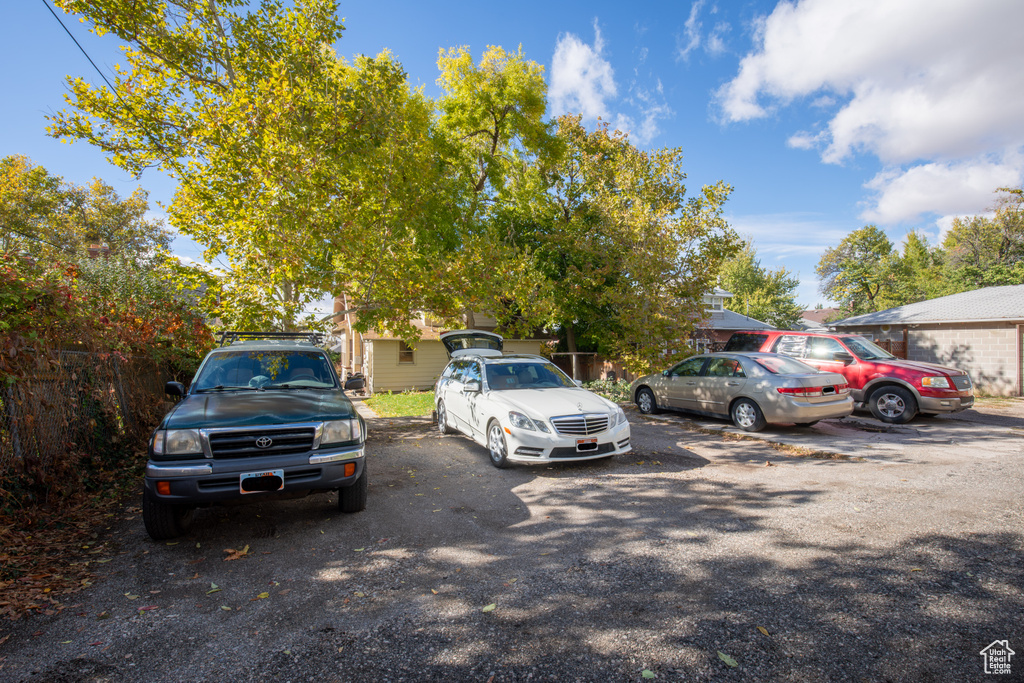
[322,419,362,445]
[152,429,202,456]
[613,406,627,426]
[508,411,549,432]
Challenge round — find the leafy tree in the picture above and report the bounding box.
[816,225,904,315]
[0,155,168,259]
[718,241,802,328]
[941,187,1024,290]
[506,116,737,372]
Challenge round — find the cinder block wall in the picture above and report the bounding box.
[908,323,1021,396]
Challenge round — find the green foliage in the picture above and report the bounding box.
[719,241,803,328]
[0,253,213,380]
[364,390,436,418]
[0,155,170,260]
[818,188,1024,317]
[509,116,737,373]
[815,225,903,315]
[48,2,738,370]
[581,379,632,404]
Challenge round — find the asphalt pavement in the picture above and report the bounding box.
[1,401,1021,682]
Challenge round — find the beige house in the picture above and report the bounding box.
[832,285,1024,397]
[330,301,543,393]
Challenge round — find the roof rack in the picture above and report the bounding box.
[217,331,324,347]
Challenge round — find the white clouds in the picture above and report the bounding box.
[550,21,617,121]
[550,21,672,144]
[862,154,1024,225]
[677,0,705,61]
[717,0,1024,224]
[676,1,730,61]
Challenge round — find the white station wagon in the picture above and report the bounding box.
[433,331,632,468]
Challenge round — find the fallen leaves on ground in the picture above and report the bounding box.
[223,545,250,561]
[482,603,496,612]
[717,651,738,668]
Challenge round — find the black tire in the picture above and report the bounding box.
[142,488,195,541]
[731,398,767,432]
[338,462,368,513]
[635,388,661,415]
[487,420,511,469]
[436,400,453,435]
[868,385,917,424]
[795,421,819,428]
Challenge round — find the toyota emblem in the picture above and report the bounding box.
[255,436,273,449]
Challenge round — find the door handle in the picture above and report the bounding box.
[726,382,740,386]
[685,381,696,385]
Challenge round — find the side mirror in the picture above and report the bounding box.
[661,370,670,377]
[344,377,365,391]
[165,381,185,396]
[574,379,584,387]
[833,351,855,365]
[464,380,481,393]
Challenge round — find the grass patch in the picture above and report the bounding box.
[364,390,435,417]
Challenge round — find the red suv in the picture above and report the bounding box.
[723,331,974,423]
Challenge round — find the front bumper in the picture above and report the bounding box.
[918,393,974,413]
[145,444,365,505]
[505,421,632,464]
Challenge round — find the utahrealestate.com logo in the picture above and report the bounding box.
[980,640,1015,675]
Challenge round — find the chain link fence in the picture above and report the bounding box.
[1,351,172,476]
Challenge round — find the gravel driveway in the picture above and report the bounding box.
[2,401,1022,682]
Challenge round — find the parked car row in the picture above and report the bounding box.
[143,328,974,541]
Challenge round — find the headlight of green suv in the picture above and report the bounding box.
[322,419,362,445]
[152,429,202,456]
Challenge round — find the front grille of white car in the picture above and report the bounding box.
[550,414,609,436]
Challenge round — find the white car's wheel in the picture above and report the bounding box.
[436,400,453,435]
[487,420,510,469]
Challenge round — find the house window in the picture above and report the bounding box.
[398,341,414,364]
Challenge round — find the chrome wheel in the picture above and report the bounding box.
[487,421,509,468]
[437,401,451,434]
[875,392,905,419]
[734,402,756,428]
[731,399,766,432]
[868,386,916,423]
[636,388,659,414]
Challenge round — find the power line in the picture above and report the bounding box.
[40,0,122,96]
[40,0,168,160]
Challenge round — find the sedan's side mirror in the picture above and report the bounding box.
[662,370,670,377]
[463,380,481,393]
[574,379,583,387]
[165,381,186,396]
[833,351,855,365]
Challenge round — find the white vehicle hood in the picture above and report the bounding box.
[489,387,616,418]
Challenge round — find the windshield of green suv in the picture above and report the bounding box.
[843,336,895,360]
[193,350,337,391]
[485,362,576,390]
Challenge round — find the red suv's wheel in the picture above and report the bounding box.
[868,386,917,424]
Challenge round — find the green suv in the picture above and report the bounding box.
[143,332,367,540]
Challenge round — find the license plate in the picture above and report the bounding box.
[240,469,284,494]
[576,438,598,452]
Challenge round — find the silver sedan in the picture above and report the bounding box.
[630,352,853,431]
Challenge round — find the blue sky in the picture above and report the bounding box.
[5,0,1024,310]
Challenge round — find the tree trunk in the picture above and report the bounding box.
[565,323,579,380]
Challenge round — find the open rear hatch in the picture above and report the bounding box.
[440,329,504,358]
